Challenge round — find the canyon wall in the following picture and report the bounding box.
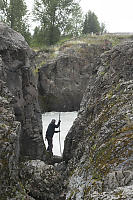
[63,41,133,199]
[1,22,133,199]
[38,42,111,111]
[0,23,45,161]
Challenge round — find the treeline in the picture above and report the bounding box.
[0,0,106,47]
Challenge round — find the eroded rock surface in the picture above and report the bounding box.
[38,42,111,112]
[20,160,64,200]
[1,22,133,200]
[63,41,133,199]
[0,23,65,200]
[0,22,45,161]
[0,80,35,200]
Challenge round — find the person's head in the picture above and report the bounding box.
[51,119,56,124]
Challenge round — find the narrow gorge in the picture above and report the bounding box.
[0,22,133,200]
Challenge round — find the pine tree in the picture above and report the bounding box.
[100,22,107,34]
[82,10,101,34]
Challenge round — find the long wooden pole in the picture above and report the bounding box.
[59,112,62,156]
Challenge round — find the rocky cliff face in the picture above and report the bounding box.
[0,23,65,200]
[0,80,35,199]
[1,22,133,200]
[18,40,133,200]
[0,22,45,161]
[38,42,111,112]
[63,41,133,199]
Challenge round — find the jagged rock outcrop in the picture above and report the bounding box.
[38,42,112,112]
[0,22,45,161]
[63,41,133,199]
[0,23,64,200]
[0,80,35,200]
[1,22,133,200]
[20,160,65,200]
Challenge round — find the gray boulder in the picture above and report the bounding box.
[20,160,64,200]
[0,22,45,161]
[63,41,133,199]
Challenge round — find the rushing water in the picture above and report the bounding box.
[42,112,78,156]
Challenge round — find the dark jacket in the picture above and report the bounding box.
[46,121,60,138]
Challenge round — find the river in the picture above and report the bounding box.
[42,112,78,156]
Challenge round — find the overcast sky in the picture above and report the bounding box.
[80,0,133,33]
[27,0,133,33]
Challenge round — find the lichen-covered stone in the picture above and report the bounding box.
[1,22,133,199]
[64,41,133,199]
[0,80,35,200]
[20,160,64,200]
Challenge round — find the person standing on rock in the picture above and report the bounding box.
[45,119,61,154]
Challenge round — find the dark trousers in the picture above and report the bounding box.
[46,137,53,153]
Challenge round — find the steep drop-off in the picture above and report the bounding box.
[1,22,133,200]
[38,41,112,112]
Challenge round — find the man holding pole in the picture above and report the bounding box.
[45,119,61,155]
